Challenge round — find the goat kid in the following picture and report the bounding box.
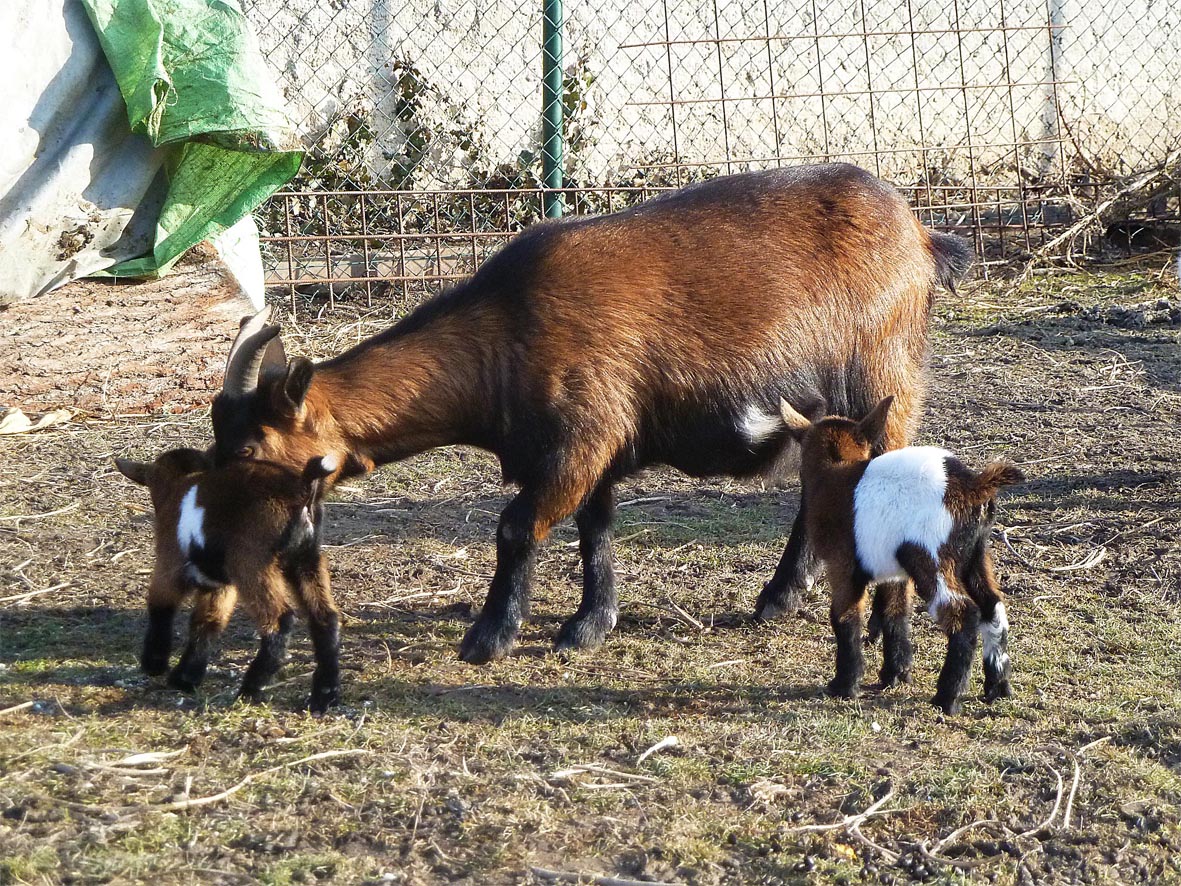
[209,163,973,664]
[115,448,341,713]
[779,396,1022,714]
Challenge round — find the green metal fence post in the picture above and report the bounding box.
[541,0,564,218]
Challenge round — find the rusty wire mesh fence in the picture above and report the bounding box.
[242,0,1181,311]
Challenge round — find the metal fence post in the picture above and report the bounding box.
[542,0,564,218]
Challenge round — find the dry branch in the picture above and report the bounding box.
[1016,148,1181,279]
[531,866,680,886]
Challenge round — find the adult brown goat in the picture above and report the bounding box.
[211,163,971,664]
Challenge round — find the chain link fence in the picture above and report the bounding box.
[242,0,1181,311]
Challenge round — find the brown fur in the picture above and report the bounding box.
[213,164,972,661]
[115,449,342,712]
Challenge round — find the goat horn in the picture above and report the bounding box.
[223,307,281,396]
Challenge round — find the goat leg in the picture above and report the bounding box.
[753,502,817,621]
[555,481,618,653]
[168,587,236,693]
[875,581,914,688]
[141,604,177,676]
[932,606,981,715]
[459,494,538,664]
[238,610,296,704]
[827,569,870,698]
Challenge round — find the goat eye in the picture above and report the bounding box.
[236,445,255,458]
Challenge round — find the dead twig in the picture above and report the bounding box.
[531,866,680,886]
[0,582,72,606]
[549,764,658,784]
[0,502,80,523]
[628,599,703,631]
[784,786,902,862]
[63,749,369,814]
[1013,149,1181,283]
[919,818,1003,870]
[0,701,35,717]
[1018,766,1064,838]
[636,736,679,764]
[1047,547,1106,573]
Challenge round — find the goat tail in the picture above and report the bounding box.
[929,232,974,293]
[969,461,1025,504]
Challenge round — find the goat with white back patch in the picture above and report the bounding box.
[114,449,341,713]
[779,396,1023,714]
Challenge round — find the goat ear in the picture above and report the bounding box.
[302,453,340,482]
[114,458,153,486]
[260,333,287,382]
[272,357,315,415]
[779,398,813,439]
[858,395,894,445]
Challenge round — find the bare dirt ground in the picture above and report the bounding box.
[1,258,1179,885]
[0,249,249,416]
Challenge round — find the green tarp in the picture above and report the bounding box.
[80,0,302,276]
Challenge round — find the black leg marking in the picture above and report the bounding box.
[238,611,296,704]
[829,614,865,699]
[877,583,914,688]
[933,605,980,715]
[459,494,537,664]
[960,547,1012,704]
[141,605,176,676]
[307,611,342,714]
[828,569,870,699]
[865,586,886,645]
[168,636,215,694]
[556,481,618,652]
[753,499,818,621]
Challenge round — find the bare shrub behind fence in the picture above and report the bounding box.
[242,0,1181,312]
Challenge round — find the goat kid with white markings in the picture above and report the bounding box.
[779,396,1023,714]
[115,449,341,713]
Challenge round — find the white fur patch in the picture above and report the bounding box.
[927,575,957,618]
[319,453,341,474]
[981,601,1010,666]
[740,404,781,444]
[853,447,955,581]
[176,484,206,556]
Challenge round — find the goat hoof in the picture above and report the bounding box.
[826,678,860,700]
[554,610,616,653]
[752,587,803,623]
[984,679,1012,703]
[141,656,170,677]
[878,667,912,689]
[236,687,267,705]
[458,618,518,664]
[933,695,962,715]
[166,669,199,694]
[306,688,341,715]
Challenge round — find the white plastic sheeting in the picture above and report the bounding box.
[0,1,264,306]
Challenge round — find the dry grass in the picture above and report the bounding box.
[1,262,1179,885]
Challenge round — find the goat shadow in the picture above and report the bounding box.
[1,601,1005,726]
[320,483,798,551]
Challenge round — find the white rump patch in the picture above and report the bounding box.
[176,485,206,556]
[853,446,955,581]
[981,601,1011,667]
[740,404,781,444]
